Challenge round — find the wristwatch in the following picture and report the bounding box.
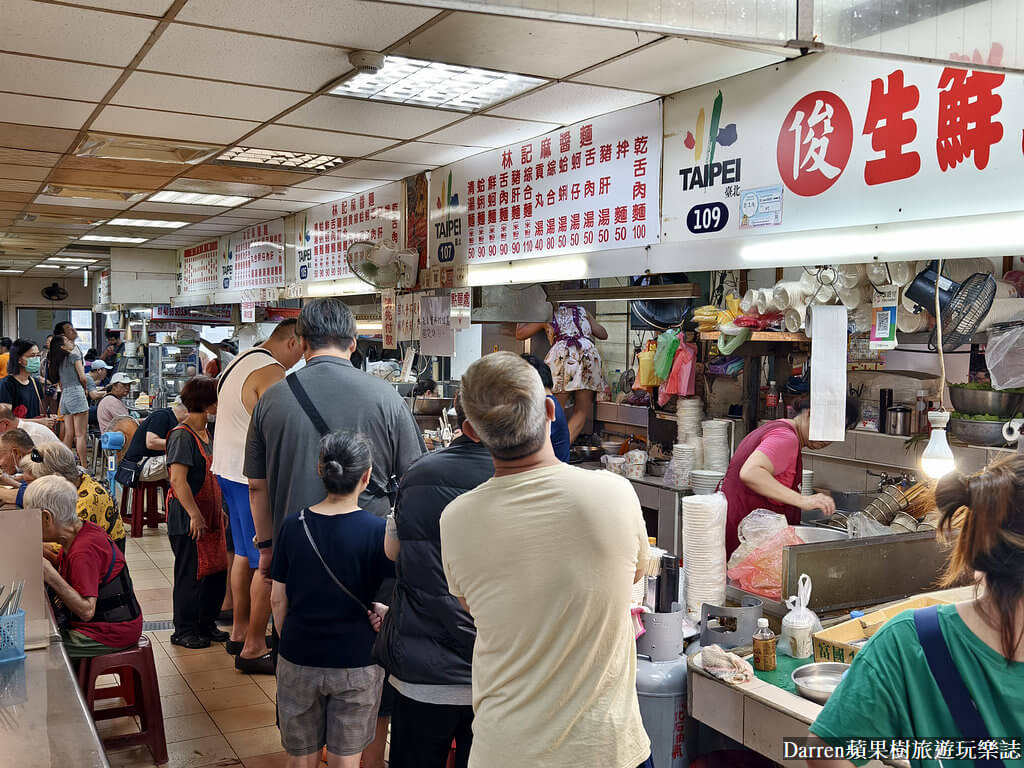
[253,535,273,550]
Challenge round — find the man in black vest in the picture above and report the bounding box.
[379,394,493,768]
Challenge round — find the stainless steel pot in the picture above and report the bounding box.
[886,406,912,436]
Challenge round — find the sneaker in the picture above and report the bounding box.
[170,633,211,649]
[235,652,275,675]
[202,627,230,643]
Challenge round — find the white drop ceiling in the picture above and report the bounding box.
[0,0,795,277]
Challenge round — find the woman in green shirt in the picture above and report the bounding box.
[809,455,1024,768]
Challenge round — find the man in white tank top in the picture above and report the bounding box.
[212,319,302,674]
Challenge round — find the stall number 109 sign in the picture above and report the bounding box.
[686,202,729,234]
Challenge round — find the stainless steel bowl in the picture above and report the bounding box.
[792,662,850,704]
[646,459,668,477]
[890,511,919,534]
[949,417,1009,447]
[571,445,604,462]
[948,386,1022,418]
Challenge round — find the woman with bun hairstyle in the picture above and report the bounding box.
[808,455,1024,768]
[271,430,393,768]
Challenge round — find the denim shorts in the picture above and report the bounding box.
[276,657,384,757]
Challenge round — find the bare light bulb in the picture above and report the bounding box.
[921,410,956,478]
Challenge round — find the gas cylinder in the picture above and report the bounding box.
[636,610,691,768]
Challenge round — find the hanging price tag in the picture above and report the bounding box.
[870,284,899,350]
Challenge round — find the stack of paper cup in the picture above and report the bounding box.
[801,469,815,496]
[784,302,808,333]
[683,492,728,616]
[773,281,807,312]
[740,289,757,315]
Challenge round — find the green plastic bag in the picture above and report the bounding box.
[718,327,751,355]
[654,330,680,380]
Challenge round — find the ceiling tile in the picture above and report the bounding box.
[0,180,40,194]
[222,205,286,220]
[0,0,159,66]
[245,125,396,157]
[329,160,424,181]
[58,156,191,178]
[280,96,462,139]
[0,94,94,130]
[49,169,171,191]
[572,38,786,95]
[183,164,314,187]
[421,116,557,149]
[373,141,483,165]
[0,53,120,102]
[242,199,311,212]
[91,106,258,144]
[487,83,657,125]
[112,72,305,123]
[270,188,346,204]
[61,0,174,14]
[393,12,659,79]
[0,164,50,182]
[0,148,61,167]
[176,0,440,49]
[133,202,231,216]
[139,24,351,91]
[0,123,77,153]
[294,177,372,193]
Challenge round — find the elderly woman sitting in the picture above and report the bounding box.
[16,442,126,551]
[27,475,142,659]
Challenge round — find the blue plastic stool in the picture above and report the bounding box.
[101,431,126,495]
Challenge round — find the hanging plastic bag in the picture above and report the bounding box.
[636,349,660,388]
[658,342,697,406]
[986,322,1024,390]
[847,511,894,538]
[727,510,789,570]
[654,329,680,380]
[726,525,804,600]
[778,574,822,659]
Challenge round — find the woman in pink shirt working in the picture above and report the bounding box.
[720,398,860,557]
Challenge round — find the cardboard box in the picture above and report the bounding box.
[812,595,952,663]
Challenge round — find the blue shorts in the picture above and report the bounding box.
[217,476,259,568]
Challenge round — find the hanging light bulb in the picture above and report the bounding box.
[922,410,956,478]
[920,256,957,479]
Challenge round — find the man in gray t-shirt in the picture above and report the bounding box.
[245,298,424,578]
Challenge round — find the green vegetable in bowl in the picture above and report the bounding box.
[949,381,1024,394]
[951,412,1004,422]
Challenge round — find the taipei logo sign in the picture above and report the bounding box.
[434,169,460,263]
[680,90,741,192]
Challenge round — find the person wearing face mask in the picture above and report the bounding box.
[0,338,54,428]
[721,396,861,557]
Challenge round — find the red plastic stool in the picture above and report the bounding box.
[76,636,168,765]
[121,480,168,538]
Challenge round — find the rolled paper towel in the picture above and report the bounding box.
[740,289,757,314]
[808,305,849,441]
[977,298,1024,331]
[784,302,808,333]
[773,281,807,311]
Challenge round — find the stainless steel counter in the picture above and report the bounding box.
[579,461,687,553]
[1,624,110,768]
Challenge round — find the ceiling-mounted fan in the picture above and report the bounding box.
[41,282,69,302]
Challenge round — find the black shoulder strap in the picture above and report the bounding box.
[913,606,1005,766]
[286,372,329,435]
[217,347,274,394]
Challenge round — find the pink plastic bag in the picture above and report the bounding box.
[658,342,697,406]
[726,526,804,600]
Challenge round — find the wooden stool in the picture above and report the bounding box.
[121,480,168,538]
[77,636,168,765]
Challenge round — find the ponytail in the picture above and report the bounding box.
[935,455,1024,660]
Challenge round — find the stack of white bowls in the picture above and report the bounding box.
[802,469,815,496]
[690,469,725,495]
[665,442,696,490]
[702,420,731,473]
[682,492,728,616]
[677,398,703,442]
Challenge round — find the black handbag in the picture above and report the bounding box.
[114,458,143,488]
[371,597,399,671]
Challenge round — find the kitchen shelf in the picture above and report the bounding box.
[699,331,808,343]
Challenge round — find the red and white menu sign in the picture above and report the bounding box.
[429,101,661,266]
[450,287,471,331]
[180,239,220,294]
[295,183,402,282]
[663,51,1024,242]
[382,289,397,349]
[225,219,284,290]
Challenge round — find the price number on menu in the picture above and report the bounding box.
[686,202,729,235]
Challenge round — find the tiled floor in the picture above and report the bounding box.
[99,527,291,768]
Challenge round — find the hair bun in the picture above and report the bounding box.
[324,459,344,475]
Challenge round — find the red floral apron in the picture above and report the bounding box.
[720,419,803,557]
[166,424,227,579]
